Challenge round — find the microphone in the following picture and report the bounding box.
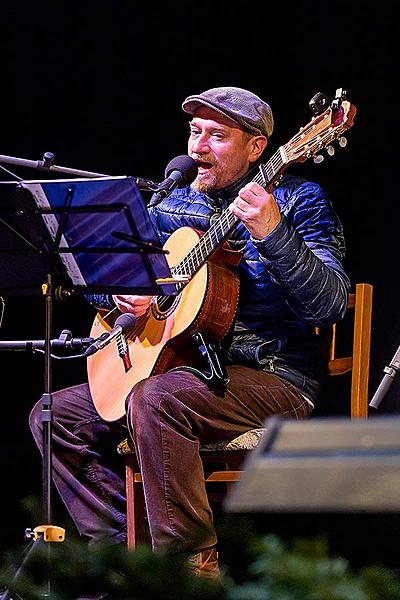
[369,345,400,409]
[133,176,158,191]
[148,155,198,207]
[85,313,136,357]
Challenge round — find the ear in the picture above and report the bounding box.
[248,135,268,164]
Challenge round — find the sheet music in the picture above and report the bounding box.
[19,181,86,285]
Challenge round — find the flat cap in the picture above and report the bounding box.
[182,86,274,139]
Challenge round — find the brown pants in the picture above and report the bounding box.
[30,365,311,552]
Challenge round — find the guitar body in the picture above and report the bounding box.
[87,227,241,421]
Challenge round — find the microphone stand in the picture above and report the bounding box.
[0,151,139,599]
[369,345,400,410]
[1,287,100,600]
[0,153,175,598]
[0,331,94,352]
[0,154,112,593]
[0,274,63,600]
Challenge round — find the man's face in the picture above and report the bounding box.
[188,107,259,193]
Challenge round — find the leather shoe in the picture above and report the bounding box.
[187,546,220,579]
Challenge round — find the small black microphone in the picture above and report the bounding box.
[85,313,136,357]
[0,336,95,352]
[148,155,198,207]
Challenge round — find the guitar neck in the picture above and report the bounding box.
[172,147,287,282]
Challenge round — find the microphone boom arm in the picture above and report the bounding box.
[0,152,158,190]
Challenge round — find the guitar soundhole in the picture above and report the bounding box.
[151,294,180,320]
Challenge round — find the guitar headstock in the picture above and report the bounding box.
[282,88,357,165]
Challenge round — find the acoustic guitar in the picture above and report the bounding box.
[87,88,356,421]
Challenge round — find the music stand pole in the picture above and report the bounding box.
[42,273,55,524]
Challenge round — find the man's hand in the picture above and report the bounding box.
[229,181,281,240]
[112,295,152,317]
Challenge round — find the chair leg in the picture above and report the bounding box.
[125,450,248,548]
[351,283,373,418]
[125,458,148,549]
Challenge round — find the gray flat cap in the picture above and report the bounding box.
[182,86,274,139]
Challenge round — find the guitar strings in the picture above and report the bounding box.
[169,147,284,276]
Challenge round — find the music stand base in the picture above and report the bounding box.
[26,525,66,543]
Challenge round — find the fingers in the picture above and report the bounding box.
[112,294,152,317]
[228,181,281,239]
[229,183,265,214]
[239,181,268,202]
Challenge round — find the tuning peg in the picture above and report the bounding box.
[335,88,347,100]
[326,145,335,156]
[313,154,324,164]
[309,92,329,116]
[338,136,347,148]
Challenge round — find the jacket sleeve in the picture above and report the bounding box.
[251,181,351,326]
[84,293,115,311]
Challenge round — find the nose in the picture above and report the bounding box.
[190,133,210,155]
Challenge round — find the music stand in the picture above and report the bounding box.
[0,176,177,599]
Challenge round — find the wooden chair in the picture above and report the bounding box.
[119,282,373,548]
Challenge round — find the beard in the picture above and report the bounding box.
[192,172,218,193]
[191,160,250,194]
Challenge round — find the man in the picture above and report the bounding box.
[30,86,350,579]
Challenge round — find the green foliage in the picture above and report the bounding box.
[1,528,400,600]
[225,534,400,600]
[0,539,222,600]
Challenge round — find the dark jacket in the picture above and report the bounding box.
[88,166,350,405]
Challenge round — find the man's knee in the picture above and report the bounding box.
[126,375,167,425]
[126,372,195,433]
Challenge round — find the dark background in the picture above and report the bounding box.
[0,2,399,558]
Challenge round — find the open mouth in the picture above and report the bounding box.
[196,161,213,172]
